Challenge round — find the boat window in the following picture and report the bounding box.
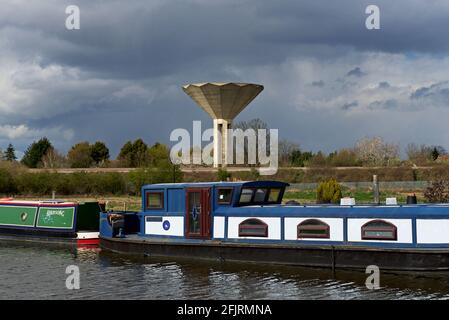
[239,188,254,203]
[253,188,268,203]
[146,192,164,210]
[217,188,233,205]
[361,220,397,241]
[238,218,268,237]
[297,219,330,239]
[268,188,281,202]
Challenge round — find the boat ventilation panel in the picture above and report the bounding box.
[386,198,397,205]
[340,198,355,206]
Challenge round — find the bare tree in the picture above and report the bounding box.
[354,136,399,166]
[40,148,68,168]
[278,139,300,166]
[233,118,270,165]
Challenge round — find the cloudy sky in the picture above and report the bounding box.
[2,0,449,157]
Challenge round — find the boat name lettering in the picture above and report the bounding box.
[45,210,65,217]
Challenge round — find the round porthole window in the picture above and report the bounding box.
[20,212,28,221]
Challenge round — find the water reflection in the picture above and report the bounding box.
[0,243,449,299]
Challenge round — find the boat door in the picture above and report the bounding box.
[185,188,211,239]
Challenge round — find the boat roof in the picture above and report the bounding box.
[143,180,290,189]
[0,199,77,206]
[215,203,449,218]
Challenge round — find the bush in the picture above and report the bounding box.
[316,178,342,204]
[128,163,183,195]
[0,168,16,194]
[424,180,449,203]
[217,169,231,181]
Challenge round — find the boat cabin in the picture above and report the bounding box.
[100,181,288,239]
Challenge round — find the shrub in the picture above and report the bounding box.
[128,163,183,195]
[217,169,231,181]
[316,178,342,204]
[0,168,16,194]
[424,180,449,203]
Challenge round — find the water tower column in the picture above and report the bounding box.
[213,119,231,167]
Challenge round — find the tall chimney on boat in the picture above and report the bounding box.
[373,175,380,205]
[182,82,264,168]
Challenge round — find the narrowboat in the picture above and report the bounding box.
[100,181,449,271]
[0,199,102,246]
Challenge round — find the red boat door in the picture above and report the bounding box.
[185,188,211,239]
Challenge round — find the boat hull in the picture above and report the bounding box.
[0,229,99,247]
[100,236,449,271]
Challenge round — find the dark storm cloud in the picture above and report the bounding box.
[378,81,390,89]
[5,0,449,80]
[346,67,365,77]
[341,101,358,110]
[311,80,325,87]
[410,82,449,100]
[368,99,398,110]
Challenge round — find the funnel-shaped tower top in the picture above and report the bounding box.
[182,82,264,120]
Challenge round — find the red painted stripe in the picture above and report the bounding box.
[39,204,77,207]
[0,202,76,207]
[77,239,100,246]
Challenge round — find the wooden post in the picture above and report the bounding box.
[373,175,380,205]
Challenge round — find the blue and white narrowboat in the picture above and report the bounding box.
[0,199,102,246]
[100,181,449,270]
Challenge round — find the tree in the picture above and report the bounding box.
[328,148,359,167]
[67,142,94,168]
[117,141,134,167]
[133,139,149,167]
[117,139,148,167]
[90,141,110,165]
[233,118,270,165]
[354,136,399,166]
[308,151,327,167]
[406,143,433,164]
[148,142,170,166]
[40,148,67,168]
[21,137,53,168]
[278,139,300,166]
[4,144,16,162]
[290,150,313,167]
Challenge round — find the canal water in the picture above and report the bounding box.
[1,242,449,300]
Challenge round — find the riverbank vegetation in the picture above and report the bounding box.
[1,119,448,170]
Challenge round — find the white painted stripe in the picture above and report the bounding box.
[77,232,99,239]
[417,219,449,243]
[145,216,184,236]
[213,216,225,239]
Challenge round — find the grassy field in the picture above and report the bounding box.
[283,190,423,204]
[20,187,423,211]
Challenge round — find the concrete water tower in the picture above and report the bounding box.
[182,82,264,167]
